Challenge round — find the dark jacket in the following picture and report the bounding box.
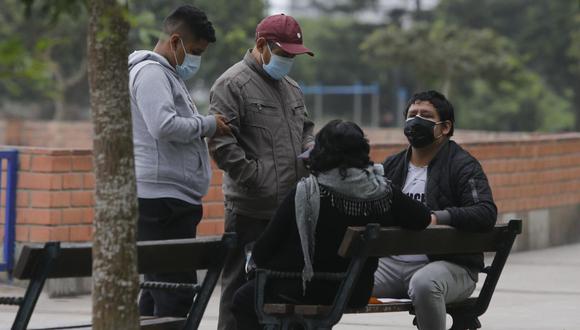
[383,140,497,272]
[252,184,430,308]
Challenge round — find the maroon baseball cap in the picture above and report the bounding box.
[256,14,314,56]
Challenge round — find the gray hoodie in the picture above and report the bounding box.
[128,50,216,205]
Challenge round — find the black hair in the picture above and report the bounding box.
[404,90,455,136]
[309,119,372,178]
[163,5,216,43]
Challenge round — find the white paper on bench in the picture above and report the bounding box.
[377,298,412,303]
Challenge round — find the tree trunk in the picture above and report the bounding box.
[87,0,139,329]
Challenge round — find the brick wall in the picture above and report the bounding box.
[4,133,580,249]
[371,134,580,215]
[1,148,95,243]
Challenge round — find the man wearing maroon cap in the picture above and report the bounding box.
[208,13,315,330]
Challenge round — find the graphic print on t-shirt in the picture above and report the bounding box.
[390,163,430,263]
[402,163,427,205]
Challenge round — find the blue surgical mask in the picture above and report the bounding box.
[261,43,294,80]
[173,38,201,80]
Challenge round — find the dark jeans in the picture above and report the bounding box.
[233,277,362,329]
[137,197,203,317]
[218,210,269,330]
[233,278,308,330]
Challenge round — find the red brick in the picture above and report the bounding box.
[62,174,83,189]
[82,208,95,223]
[17,191,29,207]
[205,219,224,236]
[50,226,70,241]
[72,149,93,156]
[70,225,92,242]
[30,191,50,207]
[62,208,84,224]
[202,186,223,202]
[19,154,31,170]
[18,172,62,190]
[30,155,72,172]
[17,208,61,225]
[197,220,222,236]
[71,191,94,207]
[210,170,223,185]
[72,156,93,171]
[29,226,50,242]
[204,203,224,218]
[30,191,70,208]
[52,156,73,172]
[30,156,52,172]
[83,174,95,189]
[16,226,29,241]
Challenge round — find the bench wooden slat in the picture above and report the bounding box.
[338,223,521,258]
[138,237,224,275]
[139,316,186,330]
[346,301,412,314]
[263,303,295,314]
[13,236,225,279]
[263,297,479,316]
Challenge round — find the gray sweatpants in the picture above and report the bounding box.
[373,258,477,330]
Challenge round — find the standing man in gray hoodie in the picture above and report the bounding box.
[208,14,315,330]
[128,5,230,317]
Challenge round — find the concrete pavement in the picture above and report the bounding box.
[1,243,580,329]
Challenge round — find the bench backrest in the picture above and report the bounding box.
[13,234,234,279]
[338,220,522,258]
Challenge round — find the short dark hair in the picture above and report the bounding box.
[164,5,216,43]
[309,120,372,178]
[404,90,455,136]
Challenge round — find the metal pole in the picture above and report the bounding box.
[315,92,323,122]
[0,150,18,275]
[371,84,380,127]
[353,83,362,125]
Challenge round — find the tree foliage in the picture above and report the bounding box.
[357,1,576,132]
[1,0,88,119]
[361,21,517,97]
[436,0,580,129]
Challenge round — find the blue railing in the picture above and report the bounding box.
[0,150,18,274]
[300,83,380,96]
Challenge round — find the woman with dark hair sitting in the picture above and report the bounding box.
[232,120,431,329]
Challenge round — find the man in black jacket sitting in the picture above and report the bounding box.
[372,90,497,330]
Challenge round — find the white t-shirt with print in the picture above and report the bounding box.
[391,163,430,263]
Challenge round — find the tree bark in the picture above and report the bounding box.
[87,0,139,329]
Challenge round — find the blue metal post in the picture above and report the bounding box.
[0,150,18,274]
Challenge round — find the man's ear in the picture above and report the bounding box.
[256,37,267,53]
[442,121,453,136]
[169,34,181,51]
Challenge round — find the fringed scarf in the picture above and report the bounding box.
[294,164,392,294]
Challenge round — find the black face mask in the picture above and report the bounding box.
[404,116,441,148]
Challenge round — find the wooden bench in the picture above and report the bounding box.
[1,233,236,330]
[255,220,522,330]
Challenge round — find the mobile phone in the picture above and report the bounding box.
[225,116,238,125]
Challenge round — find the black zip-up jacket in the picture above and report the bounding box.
[383,140,497,272]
